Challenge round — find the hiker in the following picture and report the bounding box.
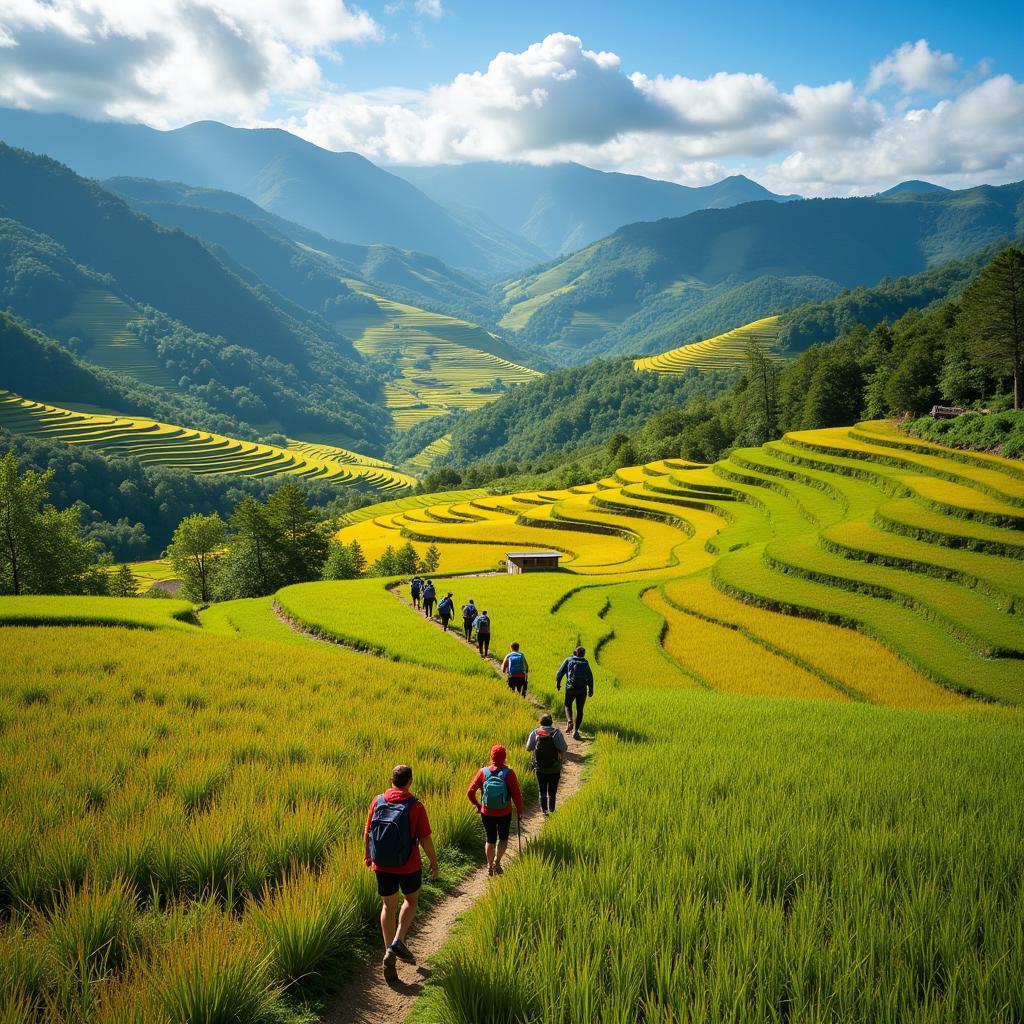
[526,713,568,814]
[437,592,455,631]
[555,646,594,738]
[501,641,529,697]
[422,579,436,618]
[473,609,491,657]
[467,744,523,876]
[410,575,423,610]
[365,764,440,982]
[462,599,477,640]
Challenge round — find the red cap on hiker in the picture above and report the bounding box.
[490,744,507,767]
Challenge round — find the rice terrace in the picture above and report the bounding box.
[2,7,1024,1024]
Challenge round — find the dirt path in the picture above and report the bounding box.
[312,582,589,1024]
[321,736,586,1024]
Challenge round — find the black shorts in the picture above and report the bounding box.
[482,814,512,844]
[375,868,422,897]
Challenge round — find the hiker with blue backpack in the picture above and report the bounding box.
[437,591,455,631]
[467,744,523,876]
[461,599,477,640]
[422,579,436,618]
[556,646,594,738]
[365,764,440,982]
[526,713,568,815]
[501,641,529,697]
[473,609,491,657]
[410,576,423,611]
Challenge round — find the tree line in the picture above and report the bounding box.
[0,453,440,600]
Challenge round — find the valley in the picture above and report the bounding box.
[1,53,1023,1024]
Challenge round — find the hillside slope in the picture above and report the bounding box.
[0,146,389,447]
[500,180,1024,363]
[0,108,545,275]
[397,162,798,256]
[105,177,494,321]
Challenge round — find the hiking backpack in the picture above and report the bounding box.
[423,584,435,601]
[475,614,490,633]
[566,657,592,693]
[532,729,560,774]
[481,767,510,811]
[367,795,418,868]
[506,651,526,676]
[462,604,475,621]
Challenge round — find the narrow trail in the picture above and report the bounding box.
[276,579,591,1024]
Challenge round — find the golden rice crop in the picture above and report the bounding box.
[0,624,537,1018]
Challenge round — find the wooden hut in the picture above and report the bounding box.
[506,551,562,574]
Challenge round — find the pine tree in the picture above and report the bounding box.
[421,543,441,574]
[111,563,138,598]
[960,246,1024,409]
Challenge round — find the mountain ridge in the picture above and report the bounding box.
[395,160,800,256]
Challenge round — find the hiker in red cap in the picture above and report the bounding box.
[467,744,523,876]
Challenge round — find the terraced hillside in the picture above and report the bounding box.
[335,286,541,429]
[634,315,782,374]
[3,419,1023,1023]
[333,419,1024,707]
[0,390,415,492]
[49,288,176,389]
[405,433,452,472]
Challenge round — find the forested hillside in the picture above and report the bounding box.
[0,145,390,448]
[500,181,1024,363]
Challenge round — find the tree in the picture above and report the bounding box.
[111,563,138,598]
[420,544,441,574]
[960,246,1024,409]
[216,496,276,599]
[166,512,225,602]
[323,539,366,580]
[395,542,420,575]
[0,452,108,595]
[744,340,780,444]
[370,545,398,577]
[266,484,329,584]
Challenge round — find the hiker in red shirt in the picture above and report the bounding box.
[467,744,524,877]
[365,764,440,982]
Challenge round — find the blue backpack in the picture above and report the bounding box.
[506,651,526,676]
[566,657,593,693]
[481,767,510,811]
[368,795,418,868]
[424,584,436,601]
[438,597,453,618]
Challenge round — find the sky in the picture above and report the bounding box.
[0,0,1022,196]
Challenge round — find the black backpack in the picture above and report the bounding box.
[532,728,560,774]
[367,795,418,868]
[566,657,592,693]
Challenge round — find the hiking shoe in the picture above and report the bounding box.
[493,861,504,876]
[487,863,494,877]
[382,949,398,981]
[389,938,416,964]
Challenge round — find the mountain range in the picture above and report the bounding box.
[498,179,1024,362]
[395,161,799,256]
[0,107,798,274]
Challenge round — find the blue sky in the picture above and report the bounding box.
[340,0,1023,94]
[0,0,1021,196]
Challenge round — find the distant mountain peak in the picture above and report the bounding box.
[878,180,951,197]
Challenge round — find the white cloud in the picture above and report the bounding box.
[867,39,959,95]
[0,0,380,127]
[0,14,1019,197]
